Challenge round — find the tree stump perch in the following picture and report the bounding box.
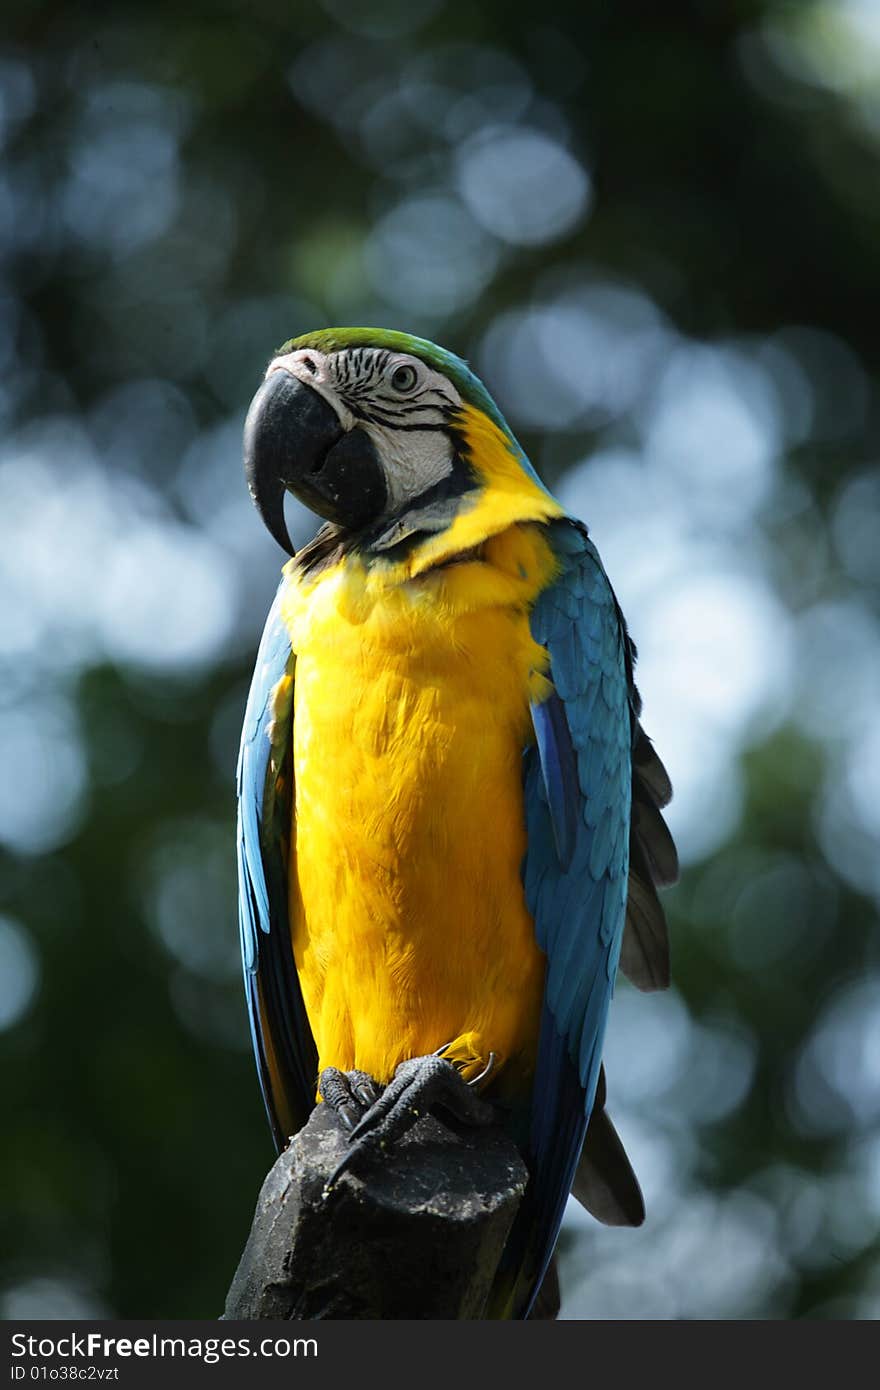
[224,1104,529,1319]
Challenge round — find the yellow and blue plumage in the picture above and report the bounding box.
[237,329,677,1318]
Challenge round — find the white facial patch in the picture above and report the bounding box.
[360,422,456,511]
[266,345,464,514]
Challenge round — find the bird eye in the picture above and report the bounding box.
[390,363,419,393]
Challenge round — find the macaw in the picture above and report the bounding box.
[236,328,677,1319]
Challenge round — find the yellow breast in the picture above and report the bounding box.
[281,504,560,1095]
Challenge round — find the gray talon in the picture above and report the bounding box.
[469,1051,497,1088]
[353,1078,380,1107]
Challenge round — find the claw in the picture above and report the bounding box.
[353,1078,380,1107]
[319,1066,382,1134]
[325,1150,360,1192]
[469,1051,497,1088]
[432,1041,498,1088]
[337,1103,361,1133]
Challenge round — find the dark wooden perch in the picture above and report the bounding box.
[224,1104,529,1319]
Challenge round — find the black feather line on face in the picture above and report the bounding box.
[350,396,459,428]
[356,414,458,432]
[329,347,460,423]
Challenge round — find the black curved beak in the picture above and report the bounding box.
[243,370,387,554]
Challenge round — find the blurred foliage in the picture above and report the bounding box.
[1,0,879,1319]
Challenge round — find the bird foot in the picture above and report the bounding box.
[318,1067,382,1133]
[320,1053,497,1190]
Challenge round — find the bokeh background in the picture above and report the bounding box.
[1,0,879,1320]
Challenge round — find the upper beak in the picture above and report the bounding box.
[243,369,387,554]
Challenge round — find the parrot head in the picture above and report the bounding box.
[243,327,556,557]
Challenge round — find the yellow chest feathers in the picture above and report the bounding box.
[279,523,559,1087]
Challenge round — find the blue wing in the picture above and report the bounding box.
[237,582,317,1150]
[500,518,638,1316]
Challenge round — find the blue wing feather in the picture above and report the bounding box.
[237,582,317,1150]
[507,518,633,1316]
[529,694,579,871]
